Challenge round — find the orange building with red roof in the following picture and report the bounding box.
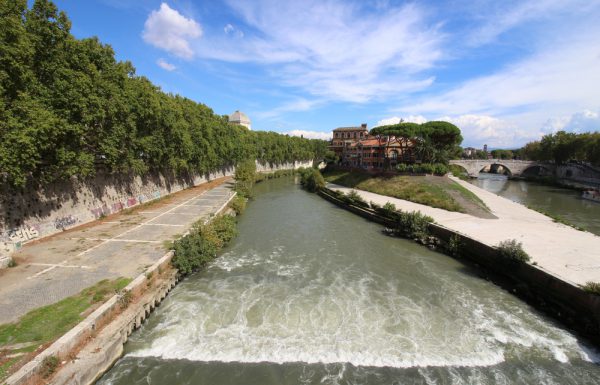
[329,124,417,170]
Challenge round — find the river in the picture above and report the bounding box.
[470,173,600,236]
[98,177,600,385]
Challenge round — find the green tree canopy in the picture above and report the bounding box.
[0,0,327,188]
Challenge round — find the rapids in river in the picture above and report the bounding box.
[98,177,600,384]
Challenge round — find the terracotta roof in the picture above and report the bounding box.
[333,126,368,132]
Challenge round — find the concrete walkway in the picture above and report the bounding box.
[328,176,600,287]
[0,178,235,324]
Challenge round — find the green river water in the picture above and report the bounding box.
[98,177,600,385]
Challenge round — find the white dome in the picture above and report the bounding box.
[228,110,251,130]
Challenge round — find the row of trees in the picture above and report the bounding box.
[370,121,463,164]
[521,131,600,165]
[0,0,327,188]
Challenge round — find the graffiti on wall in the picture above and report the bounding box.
[54,215,79,230]
[90,204,110,219]
[0,224,40,255]
[3,225,40,243]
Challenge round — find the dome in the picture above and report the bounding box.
[228,110,251,130]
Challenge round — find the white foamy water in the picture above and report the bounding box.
[127,244,596,369]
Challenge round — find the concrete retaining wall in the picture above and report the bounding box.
[318,188,600,345]
[0,160,311,264]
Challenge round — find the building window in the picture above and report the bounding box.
[390,150,399,160]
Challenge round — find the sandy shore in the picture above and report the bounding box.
[328,176,600,286]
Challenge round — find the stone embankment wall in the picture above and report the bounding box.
[317,188,600,346]
[0,160,311,265]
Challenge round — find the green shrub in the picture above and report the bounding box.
[418,163,434,174]
[395,211,434,239]
[229,195,247,215]
[583,282,600,295]
[299,168,325,192]
[432,163,449,176]
[396,163,408,173]
[8,258,17,268]
[41,355,59,378]
[345,190,369,208]
[382,202,397,215]
[369,201,381,210]
[172,215,238,275]
[497,239,531,263]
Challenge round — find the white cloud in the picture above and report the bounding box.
[438,114,537,148]
[143,3,202,59]
[224,23,244,38]
[194,0,443,102]
[157,58,176,71]
[256,98,324,120]
[542,109,600,134]
[376,115,428,126]
[286,129,331,140]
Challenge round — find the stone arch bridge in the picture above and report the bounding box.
[449,159,554,177]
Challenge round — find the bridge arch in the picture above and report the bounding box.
[478,162,513,177]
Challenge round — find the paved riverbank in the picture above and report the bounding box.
[328,176,600,287]
[0,178,235,324]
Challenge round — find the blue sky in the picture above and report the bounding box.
[50,0,600,148]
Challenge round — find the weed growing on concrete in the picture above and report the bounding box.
[447,234,463,257]
[119,290,132,309]
[497,239,531,264]
[40,355,59,378]
[8,258,17,268]
[583,282,600,295]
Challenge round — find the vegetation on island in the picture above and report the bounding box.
[298,167,325,192]
[0,0,327,188]
[0,277,130,380]
[496,239,531,264]
[371,121,463,164]
[323,169,491,218]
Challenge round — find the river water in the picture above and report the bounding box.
[98,177,600,385]
[470,173,600,236]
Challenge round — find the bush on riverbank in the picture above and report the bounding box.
[229,195,247,215]
[497,239,531,264]
[234,160,257,198]
[396,163,449,176]
[254,169,296,183]
[172,215,237,275]
[583,282,600,295]
[298,167,325,192]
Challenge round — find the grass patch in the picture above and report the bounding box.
[324,169,490,215]
[0,277,130,346]
[0,277,130,381]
